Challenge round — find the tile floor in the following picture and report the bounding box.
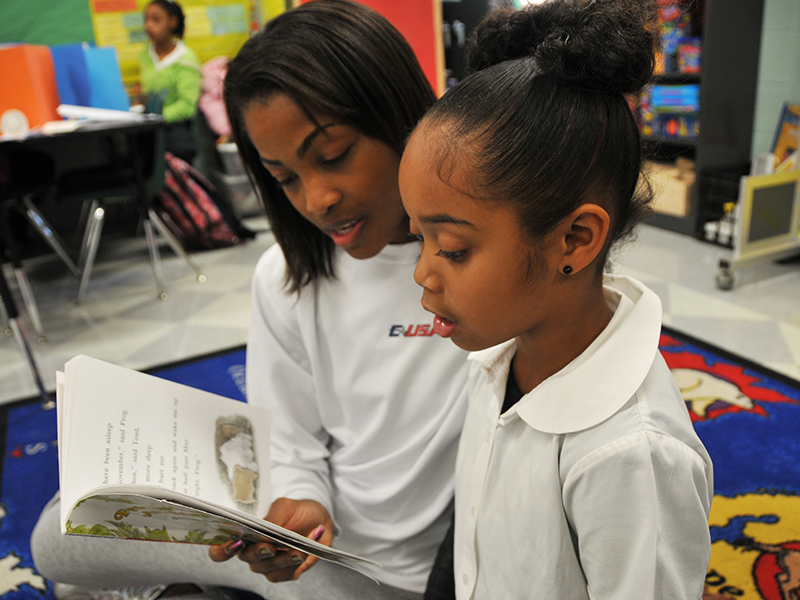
[1,218,799,405]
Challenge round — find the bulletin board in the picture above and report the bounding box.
[88,0,286,86]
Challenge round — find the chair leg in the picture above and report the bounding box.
[0,292,10,337]
[8,317,53,408]
[1,206,46,341]
[0,266,52,408]
[143,218,168,300]
[13,267,45,343]
[21,195,81,278]
[76,202,105,304]
[147,208,207,283]
[78,199,101,271]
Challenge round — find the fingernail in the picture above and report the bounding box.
[225,540,244,556]
[311,525,325,541]
[258,546,275,558]
[291,555,305,565]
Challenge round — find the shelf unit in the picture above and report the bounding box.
[438,0,766,240]
[642,0,765,239]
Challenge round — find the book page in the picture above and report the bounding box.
[59,355,271,534]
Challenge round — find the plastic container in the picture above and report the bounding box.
[219,172,260,218]
[217,143,246,176]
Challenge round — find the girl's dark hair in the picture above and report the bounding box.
[149,0,186,39]
[424,0,656,268]
[224,0,436,292]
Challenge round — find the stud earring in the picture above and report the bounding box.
[563,265,573,275]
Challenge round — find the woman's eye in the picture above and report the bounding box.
[411,233,424,242]
[321,147,351,166]
[274,173,297,188]
[437,249,468,263]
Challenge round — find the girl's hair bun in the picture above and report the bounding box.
[466,0,656,95]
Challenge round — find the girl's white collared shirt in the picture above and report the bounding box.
[455,275,714,600]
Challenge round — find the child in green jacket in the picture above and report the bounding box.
[141,0,201,161]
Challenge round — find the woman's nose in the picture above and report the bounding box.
[304,175,341,215]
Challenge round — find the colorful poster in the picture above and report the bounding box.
[88,0,285,87]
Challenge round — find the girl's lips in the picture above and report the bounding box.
[328,218,364,248]
[433,315,458,338]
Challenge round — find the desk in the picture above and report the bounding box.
[1,115,204,303]
[1,115,164,186]
[1,117,165,248]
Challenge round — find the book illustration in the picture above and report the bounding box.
[66,494,280,545]
[215,416,259,512]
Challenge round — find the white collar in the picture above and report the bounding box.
[468,275,662,434]
[150,40,189,70]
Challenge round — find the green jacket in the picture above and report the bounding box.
[139,41,202,123]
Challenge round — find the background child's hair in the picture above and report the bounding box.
[149,0,186,39]
[224,0,436,292]
[423,0,656,267]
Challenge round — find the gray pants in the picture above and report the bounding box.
[31,493,422,600]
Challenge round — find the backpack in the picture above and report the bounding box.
[154,151,255,251]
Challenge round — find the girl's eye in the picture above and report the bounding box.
[411,233,424,242]
[437,249,468,263]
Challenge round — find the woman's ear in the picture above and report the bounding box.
[558,204,611,276]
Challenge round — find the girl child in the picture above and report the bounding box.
[31,2,469,600]
[399,1,714,599]
[140,0,202,162]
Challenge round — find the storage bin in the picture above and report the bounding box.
[219,172,260,218]
[217,143,246,176]
[644,160,695,217]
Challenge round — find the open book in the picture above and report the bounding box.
[57,355,377,574]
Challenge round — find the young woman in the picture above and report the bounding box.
[32,2,468,599]
[400,1,714,598]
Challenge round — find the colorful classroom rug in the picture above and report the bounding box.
[0,331,799,600]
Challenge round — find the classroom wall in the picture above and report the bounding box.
[0,0,95,46]
[751,0,800,155]
[0,0,286,87]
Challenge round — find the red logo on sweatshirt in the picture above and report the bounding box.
[390,324,437,337]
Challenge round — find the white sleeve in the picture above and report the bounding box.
[562,431,712,600]
[245,247,334,519]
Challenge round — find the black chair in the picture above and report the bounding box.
[55,121,206,303]
[0,146,80,341]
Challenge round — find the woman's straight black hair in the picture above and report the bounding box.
[224,0,436,292]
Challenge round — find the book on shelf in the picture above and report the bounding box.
[57,355,376,576]
[771,103,799,166]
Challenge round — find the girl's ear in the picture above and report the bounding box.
[558,203,611,276]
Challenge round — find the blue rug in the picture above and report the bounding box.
[0,346,246,600]
[1,332,799,600]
